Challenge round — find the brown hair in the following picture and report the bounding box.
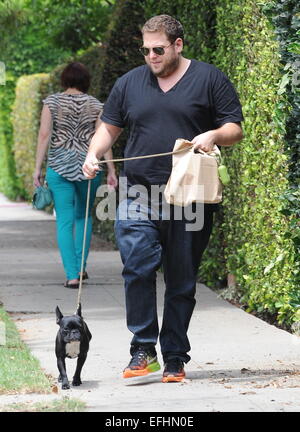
[142,15,184,44]
[60,62,90,93]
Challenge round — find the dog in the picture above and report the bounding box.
[55,303,91,389]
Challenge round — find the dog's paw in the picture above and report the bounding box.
[62,382,70,390]
[72,377,82,386]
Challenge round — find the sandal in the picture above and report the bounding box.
[78,271,88,281]
[64,280,79,289]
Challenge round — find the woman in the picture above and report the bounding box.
[33,62,117,288]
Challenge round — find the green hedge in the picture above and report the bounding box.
[263,0,300,323]
[209,0,298,326]
[12,73,51,200]
[0,76,23,199]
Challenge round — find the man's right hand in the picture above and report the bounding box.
[82,153,100,179]
[83,122,122,179]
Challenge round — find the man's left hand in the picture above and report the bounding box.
[191,130,216,153]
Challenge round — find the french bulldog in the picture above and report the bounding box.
[55,303,92,390]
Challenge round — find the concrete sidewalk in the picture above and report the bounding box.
[0,193,299,412]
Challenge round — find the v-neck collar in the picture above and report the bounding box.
[150,59,194,94]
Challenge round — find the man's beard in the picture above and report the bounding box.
[150,55,180,78]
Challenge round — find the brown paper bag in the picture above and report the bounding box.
[164,139,223,206]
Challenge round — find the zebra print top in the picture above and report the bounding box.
[43,93,103,181]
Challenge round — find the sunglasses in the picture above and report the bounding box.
[139,43,174,56]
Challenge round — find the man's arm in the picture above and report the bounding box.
[83,121,123,179]
[192,122,243,153]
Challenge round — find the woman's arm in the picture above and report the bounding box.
[33,104,52,187]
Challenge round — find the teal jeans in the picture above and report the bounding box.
[46,167,102,281]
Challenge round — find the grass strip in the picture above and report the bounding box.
[0,307,51,394]
[0,397,86,412]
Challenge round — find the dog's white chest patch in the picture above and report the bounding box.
[65,341,80,358]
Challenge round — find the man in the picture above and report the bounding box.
[83,15,243,382]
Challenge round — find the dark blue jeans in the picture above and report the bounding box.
[115,197,214,364]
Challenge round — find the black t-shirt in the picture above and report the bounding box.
[101,59,243,187]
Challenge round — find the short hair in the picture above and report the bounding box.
[60,62,90,93]
[142,15,184,44]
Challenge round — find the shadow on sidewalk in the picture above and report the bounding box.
[123,368,300,388]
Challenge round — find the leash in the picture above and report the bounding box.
[95,146,191,165]
[77,179,91,309]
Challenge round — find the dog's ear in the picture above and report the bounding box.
[76,303,82,317]
[56,306,63,324]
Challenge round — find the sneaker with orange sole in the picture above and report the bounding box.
[162,358,185,383]
[123,346,161,378]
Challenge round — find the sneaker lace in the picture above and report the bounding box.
[129,347,148,367]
